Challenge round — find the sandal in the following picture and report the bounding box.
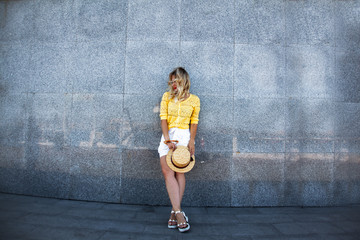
[182,211,189,222]
[167,210,177,229]
[175,210,190,233]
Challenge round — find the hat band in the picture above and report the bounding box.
[171,157,194,169]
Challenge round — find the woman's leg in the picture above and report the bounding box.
[160,156,181,211]
[175,172,185,205]
[160,156,188,229]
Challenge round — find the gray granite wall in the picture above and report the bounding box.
[1,0,360,206]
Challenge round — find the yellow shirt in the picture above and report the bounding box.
[160,92,200,129]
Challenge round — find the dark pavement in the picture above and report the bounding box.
[0,193,359,240]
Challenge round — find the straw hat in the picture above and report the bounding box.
[166,146,195,173]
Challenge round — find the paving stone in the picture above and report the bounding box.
[251,235,319,240]
[62,208,137,222]
[0,221,38,240]
[205,223,279,237]
[274,222,344,235]
[235,214,294,224]
[206,207,260,215]
[318,234,360,240]
[332,221,360,233]
[20,226,104,240]
[0,209,29,221]
[100,232,176,240]
[1,200,70,216]
[1,193,360,240]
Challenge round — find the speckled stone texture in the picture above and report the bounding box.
[284,154,334,206]
[232,153,285,207]
[0,0,359,207]
[120,149,167,205]
[127,0,180,41]
[125,41,180,96]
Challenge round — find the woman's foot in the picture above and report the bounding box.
[168,210,177,229]
[175,210,190,232]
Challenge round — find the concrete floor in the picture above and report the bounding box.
[1,193,359,240]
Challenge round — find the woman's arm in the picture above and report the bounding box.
[188,124,198,155]
[161,119,176,150]
[188,96,200,156]
[160,92,175,150]
[161,119,170,140]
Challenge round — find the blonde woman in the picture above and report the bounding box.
[158,67,200,232]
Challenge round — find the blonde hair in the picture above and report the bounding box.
[168,67,190,101]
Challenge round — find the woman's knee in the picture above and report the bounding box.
[175,172,185,179]
[162,167,175,180]
[160,160,174,179]
[160,156,172,177]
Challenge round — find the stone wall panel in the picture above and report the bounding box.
[0,0,359,206]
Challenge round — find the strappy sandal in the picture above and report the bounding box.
[181,211,189,222]
[167,210,177,229]
[175,210,190,233]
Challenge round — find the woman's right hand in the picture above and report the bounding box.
[166,142,176,150]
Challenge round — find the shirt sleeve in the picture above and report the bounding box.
[190,96,200,124]
[159,92,169,120]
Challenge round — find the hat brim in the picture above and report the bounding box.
[166,148,195,173]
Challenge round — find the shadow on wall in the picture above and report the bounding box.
[336,32,360,104]
[21,115,70,199]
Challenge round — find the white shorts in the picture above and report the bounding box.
[158,128,190,157]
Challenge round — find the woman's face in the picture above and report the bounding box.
[170,75,178,92]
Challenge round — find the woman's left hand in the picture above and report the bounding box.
[188,139,195,156]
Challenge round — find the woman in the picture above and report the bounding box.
[158,67,200,233]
